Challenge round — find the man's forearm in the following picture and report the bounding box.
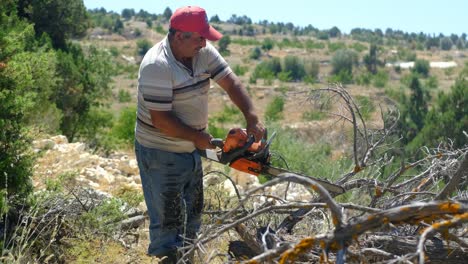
[149,110,202,142]
[222,75,259,124]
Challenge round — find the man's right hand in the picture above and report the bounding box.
[194,131,216,150]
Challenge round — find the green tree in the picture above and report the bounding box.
[136,39,152,56]
[399,75,430,144]
[282,55,306,81]
[261,38,274,52]
[210,15,220,23]
[249,47,262,60]
[440,37,453,50]
[113,18,124,34]
[265,96,285,121]
[0,6,39,203]
[409,68,468,150]
[331,49,358,76]
[218,35,231,55]
[54,44,114,142]
[121,8,135,20]
[363,43,379,74]
[17,0,89,49]
[412,59,430,78]
[329,26,341,38]
[163,7,172,21]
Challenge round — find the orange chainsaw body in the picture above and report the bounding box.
[222,128,266,176]
[222,128,263,153]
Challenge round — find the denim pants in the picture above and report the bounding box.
[135,140,204,256]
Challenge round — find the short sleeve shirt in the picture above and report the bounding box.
[135,36,232,153]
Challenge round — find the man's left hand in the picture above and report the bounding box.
[247,121,265,142]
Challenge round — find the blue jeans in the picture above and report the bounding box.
[135,140,204,256]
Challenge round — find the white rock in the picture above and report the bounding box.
[51,135,68,144]
[33,139,55,150]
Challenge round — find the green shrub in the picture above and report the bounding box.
[118,89,132,102]
[304,40,325,50]
[155,24,165,34]
[218,35,231,55]
[231,38,261,46]
[328,69,353,84]
[412,59,430,78]
[331,49,358,76]
[355,95,375,120]
[261,38,274,52]
[109,47,119,57]
[282,55,306,81]
[252,58,282,79]
[278,71,292,82]
[355,72,372,86]
[302,110,326,121]
[249,47,262,60]
[304,59,320,81]
[372,69,389,88]
[328,42,346,52]
[265,96,285,121]
[136,39,152,56]
[111,106,136,145]
[266,126,351,181]
[233,64,248,76]
[349,42,367,52]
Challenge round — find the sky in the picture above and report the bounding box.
[83,0,467,36]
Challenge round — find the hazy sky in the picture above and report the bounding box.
[83,0,466,36]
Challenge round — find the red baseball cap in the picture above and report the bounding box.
[170,6,223,41]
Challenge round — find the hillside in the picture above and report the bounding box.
[2,5,467,263]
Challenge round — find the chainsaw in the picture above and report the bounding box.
[199,128,345,194]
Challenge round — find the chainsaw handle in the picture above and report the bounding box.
[210,138,224,148]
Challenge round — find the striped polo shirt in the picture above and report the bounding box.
[135,36,232,153]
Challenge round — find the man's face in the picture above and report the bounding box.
[176,31,207,58]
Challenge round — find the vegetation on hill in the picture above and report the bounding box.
[1,1,467,262]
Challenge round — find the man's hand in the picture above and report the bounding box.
[194,131,216,150]
[247,121,265,143]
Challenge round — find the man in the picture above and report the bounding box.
[134,6,264,263]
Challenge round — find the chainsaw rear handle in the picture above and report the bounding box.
[210,138,225,148]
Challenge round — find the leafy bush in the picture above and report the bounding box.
[331,49,358,76]
[218,35,231,55]
[408,68,468,150]
[252,57,282,79]
[302,110,326,121]
[118,89,132,102]
[355,95,375,120]
[249,47,262,60]
[349,42,367,52]
[262,38,274,51]
[304,59,320,82]
[328,69,354,84]
[372,69,389,88]
[304,40,325,50]
[266,126,350,181]
[111,106,136,145]
[233,64,248,76]
[328,42,346,52]
[412,59,430,78]
[439,37,453,50]
[265,96,285,121]
[230,38,261,46]
[282,55,306,81]
[278,71,292,82]
[136,39,152,56]
[355,72,372,86]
